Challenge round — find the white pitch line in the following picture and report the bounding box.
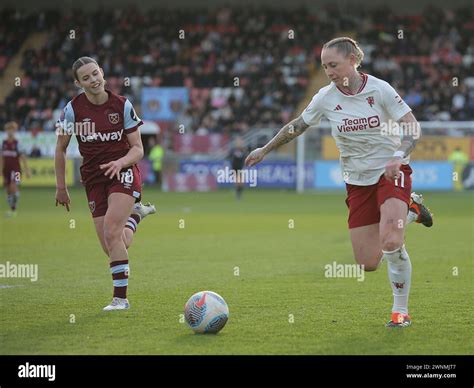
[0,284,25,289]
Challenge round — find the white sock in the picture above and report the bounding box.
[382,245,412,315]
[407,210,418,224]
[7,194,16,210]
[7,194,13,208]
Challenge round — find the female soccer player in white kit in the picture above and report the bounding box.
[245,37,433,327]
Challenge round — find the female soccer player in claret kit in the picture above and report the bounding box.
[55,57,156,311]
[246,37,434,327]
[1,121,31,217]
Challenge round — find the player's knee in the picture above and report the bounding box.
[104,227,122,248]
[381,237,403,252]
[380,230,404,252]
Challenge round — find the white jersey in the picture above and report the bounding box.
[301,73,412,186]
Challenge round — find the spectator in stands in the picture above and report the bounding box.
[1,6,473,135]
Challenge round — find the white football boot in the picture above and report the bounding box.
[103,297,130,311]
[133,202,156,220]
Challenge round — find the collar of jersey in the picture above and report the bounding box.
[82,89,111,108]
[335,72,368,96]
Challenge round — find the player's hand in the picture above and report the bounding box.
[245,148,266,167]
[100,159,124,180]
[384,158,402,181]
[55,187,71,211]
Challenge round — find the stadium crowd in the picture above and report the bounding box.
[0,5,473,135]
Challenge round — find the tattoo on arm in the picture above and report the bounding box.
[263,116,309,155]
[395,113,421,157]
[398,134,418,157]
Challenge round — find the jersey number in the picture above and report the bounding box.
[394,171,405,188]
[120,168,134,184]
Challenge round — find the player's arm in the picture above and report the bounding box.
[395,112,421,157]
[19,153,31,178]
[120,130,144,167]
[384,112,421,181]
[100,130,144,180]
[245,116,309,167]
[55,134,72,211]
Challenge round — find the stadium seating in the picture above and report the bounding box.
[0,6,473,133]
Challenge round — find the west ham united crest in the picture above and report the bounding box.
[108,113,120,124]
[88,201,95,213]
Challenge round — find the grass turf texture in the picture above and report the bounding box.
[1,188,472,355]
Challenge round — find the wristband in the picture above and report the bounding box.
[393,150,405,159]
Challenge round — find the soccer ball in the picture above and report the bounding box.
[184,291,229,334]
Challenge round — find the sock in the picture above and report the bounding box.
[7,192,18,210]
[7,194,14,210]
[110,260,129,299]
[382,245,412,315]
[13,192,19,210]
[125,214,141,233]
[407,210,418,224]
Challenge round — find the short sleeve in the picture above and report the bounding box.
[124,99,143,133]
[380,81,412,122]
[56,101,75,135]
[301,91,325,127]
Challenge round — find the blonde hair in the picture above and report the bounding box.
[323,37,364,67]
[4,121,18,131]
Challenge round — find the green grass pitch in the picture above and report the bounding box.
[0,187,473,354]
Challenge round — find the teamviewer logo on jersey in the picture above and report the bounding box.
[337,115,381,132]
[368,115,380,128]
